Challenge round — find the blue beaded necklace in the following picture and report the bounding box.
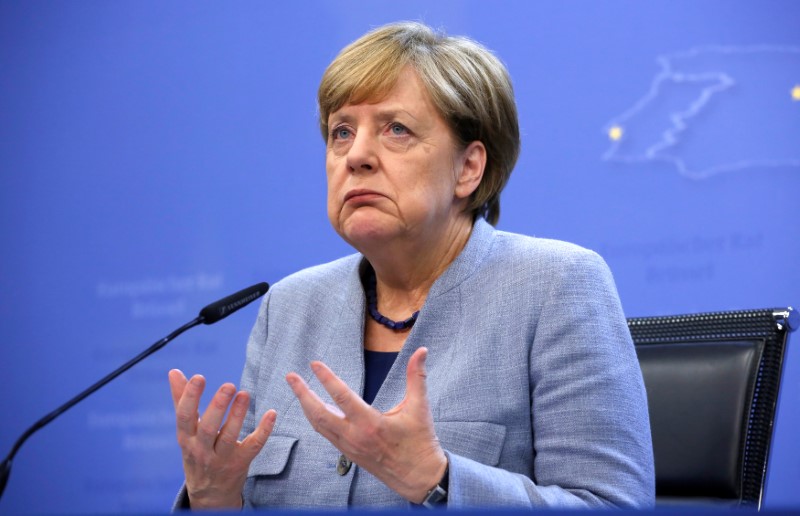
[365,267,420,331]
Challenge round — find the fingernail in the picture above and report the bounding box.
[221,384,235,396]
[310,362,321,374]
[189,375,203,386]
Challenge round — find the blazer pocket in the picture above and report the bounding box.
[435,421,507,467]
[247,435,298,477]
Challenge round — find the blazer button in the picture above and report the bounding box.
[336,454,352,475]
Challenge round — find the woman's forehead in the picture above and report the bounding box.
[329,68,434,118]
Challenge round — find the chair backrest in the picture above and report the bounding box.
[628,307,797,509]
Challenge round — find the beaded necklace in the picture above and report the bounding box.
[365,268,419,331]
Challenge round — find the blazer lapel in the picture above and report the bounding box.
[371,220,496,413]
[310,259,367,401]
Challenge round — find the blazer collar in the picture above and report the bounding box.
[329,219,496,409]
[428,218,495,300]
[339,218,496,314]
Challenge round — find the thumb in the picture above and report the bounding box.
[405,347,430,409]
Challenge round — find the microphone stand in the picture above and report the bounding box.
[0,316,204,499]
[0,278,269,501]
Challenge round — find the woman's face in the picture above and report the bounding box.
[325,67,477,251]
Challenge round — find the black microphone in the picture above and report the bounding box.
[0,281,269,500]
[200,282,270,324]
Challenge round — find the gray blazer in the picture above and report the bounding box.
[177,219,655,509]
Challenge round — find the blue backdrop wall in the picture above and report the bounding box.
[1,1,798,512]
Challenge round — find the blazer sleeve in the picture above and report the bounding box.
[445,249,655,508]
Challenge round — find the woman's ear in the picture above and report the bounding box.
[454,140,487,200]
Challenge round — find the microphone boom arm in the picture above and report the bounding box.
[0,281,268,501]
[0,316,203,499]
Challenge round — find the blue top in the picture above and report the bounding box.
[363,350,399,405]
[207,218,654,509]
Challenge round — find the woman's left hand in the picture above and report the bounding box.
[285,347,447,503]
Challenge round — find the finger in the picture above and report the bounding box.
[240,409,277,461]
[286,372,344,418]
[215,390,250,455]
[405,347,430,407]
[286,372,345,441]
[310,361,370,422]
[168,369,189,411]
[196,383,237,447]
[175,374,205,436]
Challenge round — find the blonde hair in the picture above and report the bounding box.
[318,22,520,225]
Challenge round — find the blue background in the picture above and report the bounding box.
[1,1,798,512]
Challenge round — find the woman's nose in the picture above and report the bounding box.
[346,132,378,173]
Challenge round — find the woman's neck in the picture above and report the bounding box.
[363,215,473,319]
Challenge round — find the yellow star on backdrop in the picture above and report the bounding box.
[792,85,800,101]
[608,126,623,141]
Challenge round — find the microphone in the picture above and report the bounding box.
[200,282,270,324]
[0,281,269,500]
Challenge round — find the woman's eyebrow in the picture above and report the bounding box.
[328,112,355,125]
[329,105,422,126]
[375,107,419,122]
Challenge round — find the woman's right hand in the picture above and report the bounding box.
[169,369,277,509]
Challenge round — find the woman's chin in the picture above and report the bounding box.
[338,218,403,251]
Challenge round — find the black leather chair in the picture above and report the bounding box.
[628,307,797,508]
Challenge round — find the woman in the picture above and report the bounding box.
[169,21,654,509]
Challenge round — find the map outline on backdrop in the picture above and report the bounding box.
[602,45,800,179]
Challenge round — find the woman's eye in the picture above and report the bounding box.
[332,127,352,140]
[389,123,408,136]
